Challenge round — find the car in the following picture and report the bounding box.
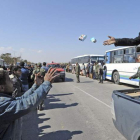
[47,62,65,82]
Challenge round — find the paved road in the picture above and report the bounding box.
[37,73,135,140]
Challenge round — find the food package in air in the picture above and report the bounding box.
[90,37,97,43]
[79,34,87,41]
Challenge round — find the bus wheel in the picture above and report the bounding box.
[113,71,120,84]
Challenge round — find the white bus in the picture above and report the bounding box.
[105,46,140,86]
[71,54,105,68]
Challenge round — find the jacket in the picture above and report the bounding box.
[9,74,23,98]
[0,81,52,140]
[20,67,29,85]
[75,65,80,76]
[115,33,140,46]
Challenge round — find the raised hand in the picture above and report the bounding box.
[103,36,116,45]
[44,68,59,83]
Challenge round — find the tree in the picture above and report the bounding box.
[1,53,14,65]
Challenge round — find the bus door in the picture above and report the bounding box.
[106,52,111,63]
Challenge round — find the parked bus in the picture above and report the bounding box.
[105,46,140,86]
[71,54,104,68]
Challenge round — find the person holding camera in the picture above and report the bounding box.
[0,68,58,140]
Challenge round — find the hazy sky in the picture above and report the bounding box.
[0,0,140,63]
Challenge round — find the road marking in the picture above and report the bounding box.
[73,85,111,109]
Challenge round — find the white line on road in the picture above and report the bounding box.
[73,85,111,109]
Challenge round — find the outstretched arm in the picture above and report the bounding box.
[0,68,59,124]
[103,33,140,46]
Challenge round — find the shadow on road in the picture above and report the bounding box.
[65,78,74,82]
[80,81,94,83]
[38,117,50,124]
[45,93,78,110]
[39,130,83,140]
[53,78,73,83]
[47,93,74,97]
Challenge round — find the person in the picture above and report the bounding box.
[41,62,49,73]
[103,62,107,80]
[9,66,23,97]
[8,65,14,75]
[27,65,34,88]
[34,63,37,70]
[20,62,29,92]
[86,63,90,77]
[95,61,99,80]
[0,68,58,140]
[129,68,140,88]
[66,65,69,72]
[31,63,46,81]
[98,63,103,83]
[89,63,93,79]
[31,63,46,110]
[81,63,85,76]
[93,63,96,79]
[72,65,76,74]
[69,65,72,73]
[75,62,80,83]
[103,33,140,46]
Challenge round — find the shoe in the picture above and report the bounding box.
[99,82,101,83]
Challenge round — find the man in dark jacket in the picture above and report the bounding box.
[9,66,23,97]
[75,63,80,83]
[0,68,58,140]
[20,62,29,92]
[103,33,140,46]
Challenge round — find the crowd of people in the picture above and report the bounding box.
[66,61,107,83]
[0,61,57,140]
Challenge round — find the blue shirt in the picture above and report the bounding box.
[20,67,29,85]
[41,66,49,73]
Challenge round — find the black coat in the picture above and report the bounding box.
[115,32,140,46]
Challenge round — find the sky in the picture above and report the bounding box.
[0,0,140,63]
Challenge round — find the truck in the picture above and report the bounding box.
[112,89,140,140]
[47,62,65,82]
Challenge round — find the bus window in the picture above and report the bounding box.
[118,49,124,55]
[125,48,135,54]
[98,56,104,63]
[114,55,123,63]
[124,55,135,63]
[90,56,98,63]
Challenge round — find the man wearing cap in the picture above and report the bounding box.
[20,62,29,92]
